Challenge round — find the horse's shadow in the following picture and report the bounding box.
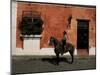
[41,56,72,65]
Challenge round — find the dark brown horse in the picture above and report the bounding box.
[49,36,75,65]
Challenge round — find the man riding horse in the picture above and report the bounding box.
[61,31,69,55]
[49,35,74,65]
[61,15,72,55]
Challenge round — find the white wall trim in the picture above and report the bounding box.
[12,1,17,54]
[12,47,77,56]
[89,47,96,55]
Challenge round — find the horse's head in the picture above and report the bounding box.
[48,37,56,46]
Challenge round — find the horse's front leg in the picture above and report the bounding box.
[56,53,59,65]
[69,50,74,64]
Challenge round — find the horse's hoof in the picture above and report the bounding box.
[57,64,59,66]
[70,61,73,64]
[56,63,59,65]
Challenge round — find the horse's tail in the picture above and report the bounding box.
[67,43,75,54]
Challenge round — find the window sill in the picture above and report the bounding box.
[20,34,42,38]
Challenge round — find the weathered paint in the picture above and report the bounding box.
[12,2,96,55]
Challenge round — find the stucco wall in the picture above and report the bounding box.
[14,2,96,55]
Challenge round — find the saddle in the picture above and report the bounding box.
[61,43,69,55]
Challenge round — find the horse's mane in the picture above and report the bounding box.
[51,37,59,44]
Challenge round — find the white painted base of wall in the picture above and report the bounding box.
[12,47,96,56]
[12,48,77,56]
[89,47,96,55]
[24,38,40,51]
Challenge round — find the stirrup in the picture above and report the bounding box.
[61,53,63,55]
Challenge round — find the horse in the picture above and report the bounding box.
[49,36,75,65]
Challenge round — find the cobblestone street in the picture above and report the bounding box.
[12,55,96,74]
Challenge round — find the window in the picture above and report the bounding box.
[20,11,43,35]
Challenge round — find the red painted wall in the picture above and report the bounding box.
[16,2,96,53]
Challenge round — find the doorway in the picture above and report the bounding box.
[77,20,89,55]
